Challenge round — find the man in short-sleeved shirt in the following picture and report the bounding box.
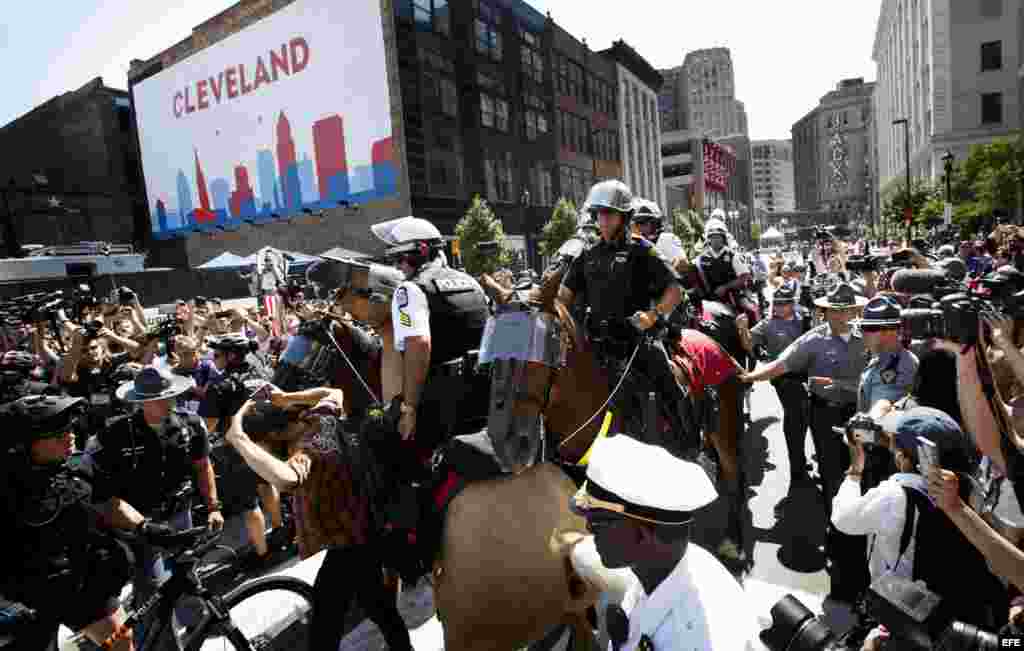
[392,282,431,352]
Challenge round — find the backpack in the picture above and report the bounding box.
[899,486,1007,631]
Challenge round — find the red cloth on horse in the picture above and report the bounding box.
[675,329,738,389]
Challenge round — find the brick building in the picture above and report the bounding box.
[0,78,148,255]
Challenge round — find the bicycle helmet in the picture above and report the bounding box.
[206,334,258,355]
[1,394,86,444]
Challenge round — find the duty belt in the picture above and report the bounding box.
[586,318,637,360]
[430,350,481,379]
[809,393,855,410]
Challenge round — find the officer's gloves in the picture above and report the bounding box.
[136,519,178,546]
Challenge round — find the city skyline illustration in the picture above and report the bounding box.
[154,110,396,236]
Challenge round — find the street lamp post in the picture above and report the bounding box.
[520,187,531,271]
[942,150,954,229]
[893,118,912,242]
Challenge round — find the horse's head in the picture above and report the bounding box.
[481,299,564,474]
[308,256,403,329]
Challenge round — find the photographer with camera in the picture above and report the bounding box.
[847,409,1005,636]
[83,366,223,610]
[226,389,415,651]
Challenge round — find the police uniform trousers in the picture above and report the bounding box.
[809,395,869,602]
[771,375,810,481]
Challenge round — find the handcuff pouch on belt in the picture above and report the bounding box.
[585,317,637,363]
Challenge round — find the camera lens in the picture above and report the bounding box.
[935,622,1000,651]
[760,595,839,651]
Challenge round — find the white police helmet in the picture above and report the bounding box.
[370,216,444,256]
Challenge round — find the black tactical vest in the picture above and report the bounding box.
[412,263,490,367]
[11,461,96,574]
[697,251,738,293]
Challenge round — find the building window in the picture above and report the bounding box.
[981,40,1002,71]
[494,97,509,132]
[981,92,1003,124]
[413,0,449,36]
[441,78,457,117]
[520,38,544,84]
[557,55,584,100]
[474,0,502,61]
[559,111,590,155]
[428,148,461,197]
[480,94,495,128]
[483,150,514,202]
[529,161,553,207]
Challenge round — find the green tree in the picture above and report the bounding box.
[951,133,1024,231]
[750,222,762,243]
[668,207,705,257]
[455,195,511,277]
[880,177,944,235]
[538,197,578,257]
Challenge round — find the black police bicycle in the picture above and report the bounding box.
[86,527,313,651]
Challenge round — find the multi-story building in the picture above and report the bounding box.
[791,78,876,230]
[661,128,703,216]
[657,66,687,132]
[751,139,795,213]
[0,78,148,252]
[873,0,1023,193]
[680,48,748,139]
[125,0,627,268]
[599,40,665,210]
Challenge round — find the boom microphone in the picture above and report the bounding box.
[890,269,947,295]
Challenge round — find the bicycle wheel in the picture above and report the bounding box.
[193,576,314,651]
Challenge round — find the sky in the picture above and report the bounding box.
[2,0,883,141]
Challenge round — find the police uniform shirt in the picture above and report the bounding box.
[84,410,211,514]
[858,349,919,413]
[616,544,758,651]
[750,316,804,361]
[777,323,867,404]
[392,280,431,352]
[562,236,678,324]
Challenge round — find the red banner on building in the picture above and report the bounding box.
[703,141,736,193]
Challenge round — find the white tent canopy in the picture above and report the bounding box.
[760,227,784,242]
[196,251,247,269]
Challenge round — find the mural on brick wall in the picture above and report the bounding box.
[134,0,398,239]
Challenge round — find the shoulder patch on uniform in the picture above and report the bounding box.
[395,287,409,309]
[881,368,897,384]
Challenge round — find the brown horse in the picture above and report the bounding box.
[325,275,598,651]
[481,258,749,566]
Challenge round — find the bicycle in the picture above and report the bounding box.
[88,526,314,651]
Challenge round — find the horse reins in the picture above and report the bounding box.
[321,319,381,405]
[557,340,641,450]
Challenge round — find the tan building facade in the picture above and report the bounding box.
[751,139,795,213]
[791,79,876,231]
[873,0,1024,191]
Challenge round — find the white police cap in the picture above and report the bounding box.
[571,435,717,525]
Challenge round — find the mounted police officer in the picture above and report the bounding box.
[692,212,756,322]
[83,366,222,609]
[1,395,173,651]
[369,215,491,452]
[368,216,492,578]
[557,180,696,457]
[632,197,688,334]
[745,283,811,484]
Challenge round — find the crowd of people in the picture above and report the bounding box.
[7,176,1024,650]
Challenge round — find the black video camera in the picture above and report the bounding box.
[79,319,105,340]
[760,576,1000,651]
[901,293,986,346]
[845,255,883,274]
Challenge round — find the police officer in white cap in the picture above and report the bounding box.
[571,435,758,650]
